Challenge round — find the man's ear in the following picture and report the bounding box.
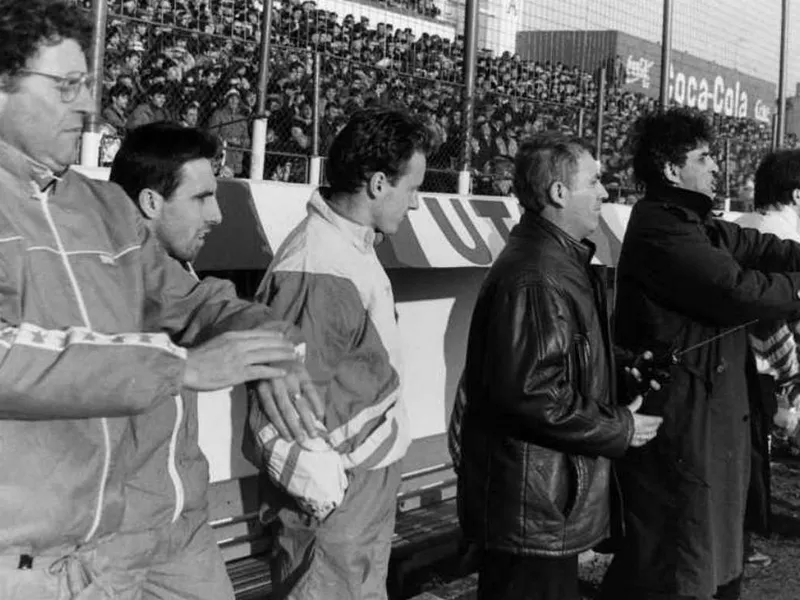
[663,162,681,186]
[548,181,568,209]
[137,188,163,220]
[367,171,387,199]
[792,189,800,206]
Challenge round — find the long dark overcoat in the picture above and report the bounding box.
[601,186,800,599]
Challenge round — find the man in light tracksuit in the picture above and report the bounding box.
[85,122,248,599]
[245,108,432,599]
[0,3,324,598]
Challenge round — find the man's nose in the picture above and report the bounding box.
[205,196,222,225]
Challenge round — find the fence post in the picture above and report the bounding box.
[724,138,731,199]
[458,0,479,196]
[775,0,790,149]
[81,0,108,168]
[250,0,275,181]
[595,67,606,161]
[308,52,323,186]
[659,0,674,110]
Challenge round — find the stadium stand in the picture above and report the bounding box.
[79,0,791,196]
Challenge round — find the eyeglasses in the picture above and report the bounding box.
[17,70,96,103]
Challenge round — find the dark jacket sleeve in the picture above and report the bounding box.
[482,281,633,458]
[719,219,800,273]
[628,213,800,326]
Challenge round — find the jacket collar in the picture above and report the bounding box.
[0,138,64,193]
[516,209,596,263]
[644,184,714,220]
[307,188,376,253]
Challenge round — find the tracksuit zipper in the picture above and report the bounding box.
[39,188,111,543]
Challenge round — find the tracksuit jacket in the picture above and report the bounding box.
[0,139,276,557]
[246,189,411,510]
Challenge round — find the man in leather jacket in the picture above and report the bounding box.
[457,136,663,600]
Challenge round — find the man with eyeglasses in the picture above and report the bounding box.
[0,1,326,598]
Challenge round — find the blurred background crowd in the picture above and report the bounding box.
[77,0,799,200]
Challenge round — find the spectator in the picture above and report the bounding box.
[179,101,201,128]
[103,83,132,134]
[208,88,250,176]
[127,82,171,130]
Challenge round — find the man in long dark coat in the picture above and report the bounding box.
[599,108,800,600]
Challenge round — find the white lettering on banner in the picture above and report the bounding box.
[713,76,725,113]
[674,71,686,104]
[755,99,772,123]
[686,75,698,107]
[625,55,655,89]
[627,55,766,121]
[698,78,710,111]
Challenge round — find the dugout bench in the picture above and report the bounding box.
[209,433,460,600]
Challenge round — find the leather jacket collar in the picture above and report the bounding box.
[516,209,597,264]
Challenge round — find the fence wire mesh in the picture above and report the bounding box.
[71,0,796,199]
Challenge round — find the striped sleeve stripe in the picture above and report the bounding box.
[340,410,400,470]
[0,322,187,359]
[328,388,400,450]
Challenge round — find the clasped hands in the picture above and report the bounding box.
[182,326,325,445]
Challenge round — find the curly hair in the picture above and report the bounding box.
[0,0,91,80]
[630,107,714,189]
[325,108,433,195]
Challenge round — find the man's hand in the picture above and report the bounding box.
[254,364,326,445]
[623,350,672,399]
[183,330,298,391]
[626,395,664,447]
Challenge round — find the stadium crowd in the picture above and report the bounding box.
[81,0,791,198]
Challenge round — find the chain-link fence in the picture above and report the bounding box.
[76,0,261,174]
[75,0,795,201]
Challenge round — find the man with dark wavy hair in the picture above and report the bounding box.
[0,2,323,597]
[245,108,431,599]
[600,109,800,600]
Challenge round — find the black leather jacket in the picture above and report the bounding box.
[457,211,634,557]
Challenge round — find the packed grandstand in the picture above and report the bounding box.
[76,0,798,200]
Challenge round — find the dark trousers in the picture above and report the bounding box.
[477,550,579,600]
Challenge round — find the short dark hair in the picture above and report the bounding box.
[325,108,432,195]
[0,0,91,81]
[754,149,800,210]
[631,107,714,188]
[110,122,220,207]
[108,83,130,100]
[514,135,594,213]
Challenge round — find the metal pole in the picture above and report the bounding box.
[595,67,606,160]
[80,0,108,168]
[724,138,730,199]
[458,0,480,195]
[249,0,275,180]
[776,0,790,149]
[659,0,674,110]
[308,52,323,185]
[577,108,585,138]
